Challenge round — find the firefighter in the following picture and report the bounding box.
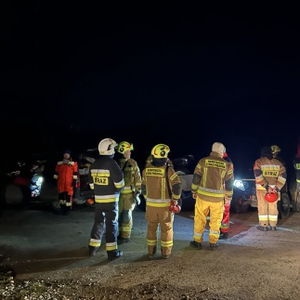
[53,150,78,215]
[116,141,142,244]
[190,142,234,250]
[141,144,182,259]
[219,151,234,239]
[253,146,287,231]
[88,138,125,261]
[293,142,300,193]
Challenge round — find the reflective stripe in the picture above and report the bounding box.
[106,241,117,251]
[147,202,170,207]
[121,187,133,194]
[210,229,220,235]
[147,198,170,203]
[147,239,157,246]
[193,232,203,238]
[115,179,125,189]
[278,176,286,185]
[269,215,278,221]
[146,198,170,207]
[198,187,225,198]
[89,238,101,247]
[161,240,173,247]
[95,198,119,203]
[258,215,268,221]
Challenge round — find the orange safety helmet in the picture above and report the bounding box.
[264,192,278,203]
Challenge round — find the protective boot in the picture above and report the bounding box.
[148,246,157,259]
[107,250,123,261]
[88,246,99,256]
[219,232,229,239]
[209,243,219,250]
[190,241,202,250]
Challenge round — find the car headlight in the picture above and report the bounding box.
[233,179,245,191]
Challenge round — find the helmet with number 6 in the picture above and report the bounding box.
[117,141,134,154]
[98,138,118,155]
[151,144,170,158]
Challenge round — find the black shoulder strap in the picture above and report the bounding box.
[165,164,172,198]
[121,160,129,171]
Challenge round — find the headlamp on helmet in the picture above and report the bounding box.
[98,138,118,155]
[151,144,170,158]
[117,141,133,154]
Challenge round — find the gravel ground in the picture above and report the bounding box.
[1,208,300,299]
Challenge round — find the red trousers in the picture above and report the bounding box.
[220,203,230,233]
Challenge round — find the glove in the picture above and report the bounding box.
[169,200,181,213]
[297,183,300,192]
[134,192,141,205]
[224,196,231,204]
[192,193,197,199]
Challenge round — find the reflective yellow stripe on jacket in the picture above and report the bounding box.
[146,198,170,207]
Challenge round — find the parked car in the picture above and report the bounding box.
[231,171,294,219]
[0,149,98,213]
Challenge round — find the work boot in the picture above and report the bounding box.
[209,243,219,250]
[107,250,123,261]
[161,254,170,259]
[88,246,99,256]
[148,246,157,259]
[219,232,229,239]
[270,226,277,231]
[257,225,268,231]
[190,241,202,250]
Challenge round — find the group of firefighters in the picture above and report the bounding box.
[52,138,300,261]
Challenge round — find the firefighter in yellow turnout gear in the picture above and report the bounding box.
[190,142,234,250]
[141,144,182,259]
[116,141,142,244]
[253,146,287,231]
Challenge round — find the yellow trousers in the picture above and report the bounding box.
[145,205,174,256]
[193,196,223,244]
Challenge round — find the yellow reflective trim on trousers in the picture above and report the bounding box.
[95,198,118,203]
[161,240,173,247]
[269,215,278,221]
[258,215,268,221]
[106,245,117,251]
[89,241,101,247]
[121,189,133,194]
[146,202,170,207]
[147,239,157,246]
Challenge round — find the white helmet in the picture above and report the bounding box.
[98,138,118,155]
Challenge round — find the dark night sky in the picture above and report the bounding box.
[1,2,300,174]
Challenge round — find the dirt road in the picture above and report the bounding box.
[1,206,300,299]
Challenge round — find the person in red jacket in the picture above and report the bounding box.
[53,150,78,215]
[219,151,234,239]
